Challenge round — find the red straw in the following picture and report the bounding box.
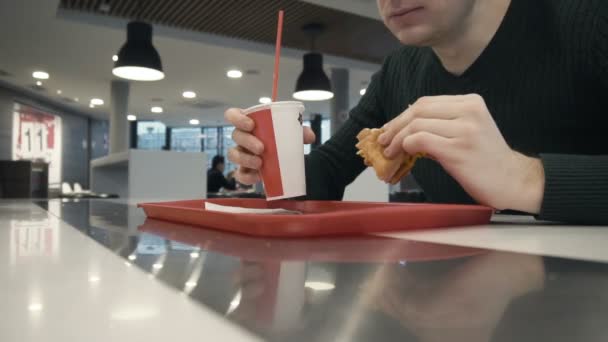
[272,10,284,102]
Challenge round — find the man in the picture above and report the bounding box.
[207,155,236,193]
[226,0,608,223]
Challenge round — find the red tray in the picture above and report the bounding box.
[138,198,492,237]
[139,218,487,262]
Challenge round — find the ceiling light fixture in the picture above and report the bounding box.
[32,71,49,79]
[35,81,42,86]
[28,303,43,312]
[112,55,118,62]
[151,106,163,113]
[74,97,79,102]
[127,114,137,121]
[293,23,334,101]
[182,91,196,99]
[90,98,104,106]
[89,104,95,108]
[360,88,366,96]
[259,96,272,104]
[112,21,165,81]
[57,90,62,95]
[189,119,200,125]
[226,69,243,79]
[304,281,335,291]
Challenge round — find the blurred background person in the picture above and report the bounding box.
[207,155,236,193]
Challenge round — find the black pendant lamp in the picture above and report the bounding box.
[293,23,333,101]
[112,21,164,81]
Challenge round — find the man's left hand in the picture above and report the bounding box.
[379,94,544,213]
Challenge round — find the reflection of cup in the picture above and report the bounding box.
[243,101,306,200]
[256,261,307,332]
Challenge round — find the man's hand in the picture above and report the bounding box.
[378,94,544,213]
[224,108,316,185]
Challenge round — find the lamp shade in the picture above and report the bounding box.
[293,52,333,101]
[112,21,165,81]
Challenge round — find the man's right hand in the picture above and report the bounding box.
[224,108,316,185]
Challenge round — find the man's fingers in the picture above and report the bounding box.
[384,118,458,158]
[379,106,413,146]
[228,147,262,170]
[401,131,452,161]
[303,126,316,144]
[225,108,255,132]
[235,167,260,185]
[379,98,466,145]
[232,129,264,155]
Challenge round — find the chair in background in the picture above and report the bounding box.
[61,182,74,195]
[73,182,92,195]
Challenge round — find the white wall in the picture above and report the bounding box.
[343,168,389,202]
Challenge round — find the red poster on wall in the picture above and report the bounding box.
[11,103,62,188]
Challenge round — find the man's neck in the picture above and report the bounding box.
[432,0,511,76]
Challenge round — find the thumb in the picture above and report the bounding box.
[303,126,316,144]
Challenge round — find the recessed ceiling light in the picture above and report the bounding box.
[56,90,62,95]
[127,114,137,121]
[185,281,197,288]
[151,106,163,113]
[74,97,79,102]
[189,119,200,125]
[359,88,366,96]
[259,97,271,104]
[152,263,163,270]
[226,69,243,79]
[32,71,49,79]
[182,91,196,99]
[89,104,95,108]
[90,98,104,106]
[35,81,42,86]
[112,55,118,62]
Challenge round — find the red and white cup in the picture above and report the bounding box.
[243,101,306,200]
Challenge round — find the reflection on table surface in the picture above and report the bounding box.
[36,199,608,341]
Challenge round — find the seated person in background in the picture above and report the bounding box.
[207,155,236,193]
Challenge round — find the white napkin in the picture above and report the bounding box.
[204,202,302,215]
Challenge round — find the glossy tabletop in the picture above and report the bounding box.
[3,198,608,342]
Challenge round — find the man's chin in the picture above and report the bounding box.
[393,27,435,47]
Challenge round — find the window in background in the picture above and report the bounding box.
[303,121,311,155]
[202,127,219,169]
[221,126,237,173]
[137,121,166,150]
[302,118,331,155]
[171,128,202,152]
[321,119,331,143]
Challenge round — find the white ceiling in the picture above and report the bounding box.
[0,0,380,127]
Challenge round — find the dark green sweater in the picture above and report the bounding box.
[305,0,608,224]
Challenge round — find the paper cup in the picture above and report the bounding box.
[243,101,306,200]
